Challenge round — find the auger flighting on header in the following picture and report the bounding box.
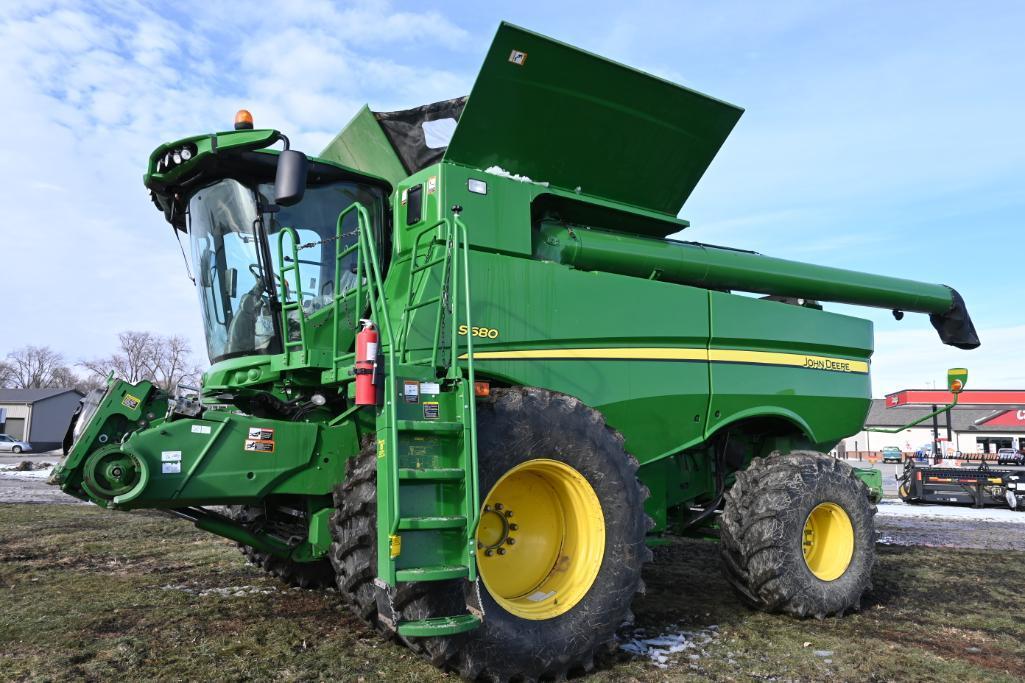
[51,22,977,681]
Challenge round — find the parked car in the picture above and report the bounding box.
[996,448,1025,466]
[881,446,903,463]
[0,434,32,454]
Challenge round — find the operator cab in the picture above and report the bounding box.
[146,127,391,365]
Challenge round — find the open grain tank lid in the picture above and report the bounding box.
[321,22,744,217]
[444,22,744,216]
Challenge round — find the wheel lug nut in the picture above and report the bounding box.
[504,510,513,518]
[477,541,484,549]
[509,523,518,531]
[484,505,492,512]
[484,549,493,556]
[494,503,503,511]
[497,548,506,555]
[506,538,515,545]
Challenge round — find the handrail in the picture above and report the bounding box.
[452,212,480,538]
[398,218,452,364]
[362,224,402,537]
[276,226,308,363]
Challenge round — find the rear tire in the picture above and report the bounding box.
[330,387,651,681]
[223,505,336,589]
[720,451,876,618]
[12,446,21,454]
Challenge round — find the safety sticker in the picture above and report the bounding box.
[420,381,440,396]
[244,439,275,453]
[161,451,182,462]
[400,188,408,205]
[508,49,527,66]
[162,462,181,474]
[427,175,437,194]
[377,439,386,459]
[122,393,141,410]
[191,425,212,434]
[248,427,274,440]
[403,380,420,404]
[423,402,440,420]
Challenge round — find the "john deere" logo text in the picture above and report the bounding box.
[803,357,852,372]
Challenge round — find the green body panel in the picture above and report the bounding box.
[444,22,744,220]
[319,105,409,189]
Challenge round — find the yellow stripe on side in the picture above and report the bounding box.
[460,348,708,361]
[459,347,868,374]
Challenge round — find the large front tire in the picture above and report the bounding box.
[330,388,651,681]
[720,451,876,618]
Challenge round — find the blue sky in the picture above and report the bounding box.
[0,1,1021,394]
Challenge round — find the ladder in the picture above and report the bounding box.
[338,205,482,637]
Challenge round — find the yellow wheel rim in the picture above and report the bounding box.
[475,459,605,620]
[801,502,855,581]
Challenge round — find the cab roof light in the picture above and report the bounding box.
[234,109,254,130]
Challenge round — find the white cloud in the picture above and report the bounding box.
[0,0,472,369]
[871,324,1025,395]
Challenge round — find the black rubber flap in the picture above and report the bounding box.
[374,97,467,175]
[930,287,981,350]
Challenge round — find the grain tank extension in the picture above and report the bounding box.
[51,22,978,681]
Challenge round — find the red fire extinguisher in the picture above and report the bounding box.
[355,319,379,406]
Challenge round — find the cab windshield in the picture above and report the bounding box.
[188,177,385,363]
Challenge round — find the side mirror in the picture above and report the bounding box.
[275,149,308,206]
[947,367,968,393]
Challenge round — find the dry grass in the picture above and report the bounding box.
[1,504,1023,682]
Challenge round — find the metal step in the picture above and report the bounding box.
[395,564,469,582]
[396,419,463,433]
[397,614,482,638]
[398,467,464,481]
[398,515,466,530]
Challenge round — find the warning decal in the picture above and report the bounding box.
[423,402,440,420]
[403,380,420,403]
[248,427,275,440]
[245,440,275,453]
[122,393,141,410]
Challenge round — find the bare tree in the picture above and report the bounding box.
[0,359,12,387]
[3,345,76,388]
[150,335,202,391]
[81,331,202,392]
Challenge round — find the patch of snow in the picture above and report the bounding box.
[483,165,550,187]
[875,497,1025,523]
[161,584,277,598]
[876,534,917,547]
[0,463,54,480]
[619,625,718,668]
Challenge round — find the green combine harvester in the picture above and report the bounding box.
[52,23,978,680]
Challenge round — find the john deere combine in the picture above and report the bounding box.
[52,23,979,680]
